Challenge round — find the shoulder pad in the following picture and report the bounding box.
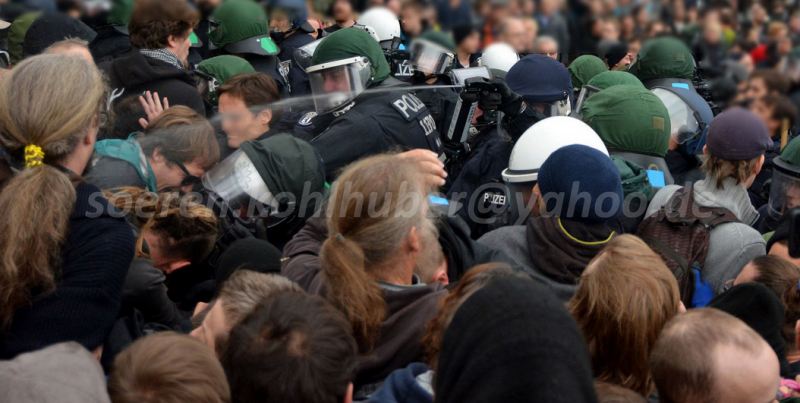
[390,93,427,122]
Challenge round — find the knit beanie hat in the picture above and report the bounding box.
[708,282,790,377]
[568,55,607,89]
[435,277,598,403]
[604,42,629,68]
[537,144,624,223]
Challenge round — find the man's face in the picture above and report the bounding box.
[402,8,423,37]
[750,100,778,134]
[168,30,193,66]
[459,32,481,54]
[786,184,800,209]
[500,20,528,53]
[321,66,352,94]
[269,10,292,33]
[746,77,768,101]
[601,21,620,41]
[190,300,230,356]
[218,93,269,149]
[538,40,559,59]
[714,343,780,403]
[333,0,353,21]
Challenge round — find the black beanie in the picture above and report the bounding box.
[435,278,599,403]
[604,42,629,68]
[452,23,477,47]
[708,282,790,377]
[22,12,97,59]
[214,237,283,291]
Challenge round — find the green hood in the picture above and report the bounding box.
[9,12,40,65]
[198,56,256,103]
[107,0,134,26]
[780,136,800,167]
[312,28,391,84]
[611,155,654,201]
[210,0,270,49]
[240,134,325,218]
[586,71,644,90]
[568,55,607,89]
[581,85,671,157]
[629,37,694,82]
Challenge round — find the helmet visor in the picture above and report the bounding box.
[202,149,277,211]
[768,159,800,221]
[411,39,454,76]
[294,38,324,72]
[574,85,602,115]
[307,56,372,114]
[652,87,702,144]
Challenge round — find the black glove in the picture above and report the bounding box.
[480,78,524,118]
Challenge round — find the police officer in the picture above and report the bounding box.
[408,31,460,139]
[195,55,256,121]
[303,28,442,181]
[267,0,316,96]
[209,0,291,98]
[760,136,800,233]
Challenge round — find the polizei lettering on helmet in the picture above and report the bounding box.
[392,94,426,121]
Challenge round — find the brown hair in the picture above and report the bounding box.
[129,0,199,49]
[319,153,433,354]
[569,234,681,396]
[216,72,284,125]
[650,309,768,403]
[220,292,358,403]
[106,187,218,263]
[108,332,231,403]
[594,381,647,403]
[750,69,791,95]
[748,255,800,352]
[422,262,529,369]
[768,21,788,40]
[701,153,763,189]
[139,106,220,171]
[213,271,302,353]
[759,94,798,137]
[0,55,106,327]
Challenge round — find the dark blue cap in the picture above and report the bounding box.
[706,107,773,161]
[506,54,573,105]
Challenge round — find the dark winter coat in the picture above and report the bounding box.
[277,32,314,97]
[122,258,190,328]
[100,50,205,116]
[89,25,131,64]
[0,182,135,358]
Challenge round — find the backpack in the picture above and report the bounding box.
[635,186,739,307]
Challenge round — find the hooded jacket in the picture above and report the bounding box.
[365,363,434,403]
[100,50,205,115]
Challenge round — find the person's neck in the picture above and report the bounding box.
[336,19,355,28]
[425,76,438,84]
[457,51,471,66]
[788,349,800,364]
[60,151,90,177]
[372,256,415,286]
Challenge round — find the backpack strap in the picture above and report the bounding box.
[663,185,740,228]
[644,235,690,280]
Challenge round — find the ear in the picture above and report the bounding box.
[259,108,273,126]
[165,260,192,275]
[151,147,166,162]
[343,383,354,403]
[432,268,449,286]
[754,154,766,175]
[408,226,422,254]
[167,34,180,49]
[703,145,709,156]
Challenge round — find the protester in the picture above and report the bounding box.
[0,55,134,359]
[220,292,358,403]
[108,332,231,403]
[651,309,781,403]
[534,35,559,59]
[42,38,94,65]
[21,11,96,59]
[216,72,283,158]
[496,17,527,53]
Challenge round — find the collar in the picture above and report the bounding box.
[692,175,760,226]
[377,274,425,291]
[139,48,184,69]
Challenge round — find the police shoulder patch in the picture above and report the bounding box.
[391,93,426,122]
[298,111,317,126]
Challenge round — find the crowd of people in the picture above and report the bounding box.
[6,0,800,402]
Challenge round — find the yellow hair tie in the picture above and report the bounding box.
[24,145,45,168]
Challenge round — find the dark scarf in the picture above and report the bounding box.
[526,215,617,284]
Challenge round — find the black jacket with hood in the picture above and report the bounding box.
[100,50,205,116]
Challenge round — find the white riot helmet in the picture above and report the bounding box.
[479,43,520,73]
[355,7,402,50]
[502,116,609,184]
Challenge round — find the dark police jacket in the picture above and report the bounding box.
[307,81,443,182]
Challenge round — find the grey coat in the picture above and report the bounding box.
[645,175,766,296]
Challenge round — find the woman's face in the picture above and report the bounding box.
[459,32,480,54]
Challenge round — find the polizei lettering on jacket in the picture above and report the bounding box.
[392,94,427,121]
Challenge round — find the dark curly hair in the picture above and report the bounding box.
[129,0,199,49]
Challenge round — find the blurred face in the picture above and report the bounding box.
[704,27,722,45]
[500,19,528,53]
[320,66,352,93]
[333,0,353,21]
[386,0,401,15]
[167,30,193,66]
[190,300,230,355]
[218,93,271,149]
[779,37,793,56]
[791,15,800,32]
[751,100,779,135]
[149,149,206,193]
[601,21,620,41]
[459,32,481,54]
[402,7,423,37]
[752,4,767,24]
[769,242,800,268]
[47,45,95,65]
[537,40,559,59]
[746,77,768,101]
[786,185,800,209]
[269,10,292,32]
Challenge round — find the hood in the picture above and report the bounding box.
[586,70,644,90]
[568,55,607,89]
[526,216,616,284]
[611,155,654,201]
[108,51,195,89]
[629,36,694,82]
[312,28,392,83]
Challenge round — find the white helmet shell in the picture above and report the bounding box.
[502,116,609,183]
[479,43,520,73]
[356,7,401,46]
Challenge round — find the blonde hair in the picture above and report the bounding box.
[108,332,231,403]
[701,154,762,189]
[0,55,106,327]
[569,234,681,396]
[320,153,432,354]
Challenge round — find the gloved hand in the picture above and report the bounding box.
[479,78,524,118]
[691,268,713,308]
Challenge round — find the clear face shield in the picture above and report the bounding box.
[410,39,454,76]
[294,39,325,72]
[652,87,705,144]
[306,56,373,114]
[768,159,800,220]
[574,85,603,114]
[202,149,279,213]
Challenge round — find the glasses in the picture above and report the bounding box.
[172,160,202,188]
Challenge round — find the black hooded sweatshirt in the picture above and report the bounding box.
[100,50,205,116]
